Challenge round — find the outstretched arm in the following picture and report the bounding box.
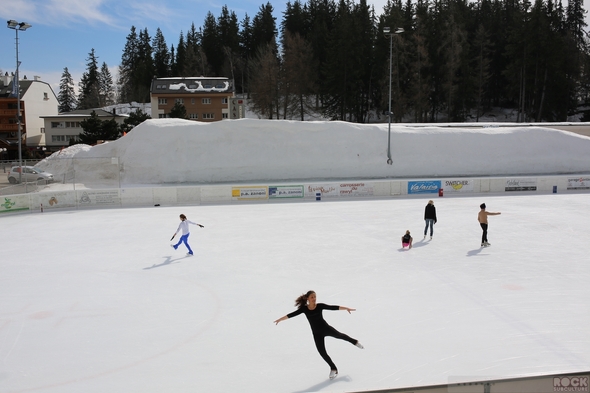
[274,315,289,325]
[339,306,356,314]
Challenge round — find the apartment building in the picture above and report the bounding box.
[0,73,58,158]
[42,109,127,152]
[150,77,235,121]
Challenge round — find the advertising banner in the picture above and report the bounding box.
[0,194,29,213]
[339,183,374,197]
[31,192,77,210]
[443,179,473,193]
[505,178,537,191]
[408,180,441,194]
[567,177,590,190]
[306,184,339,198]
[232,186,268,200]
[77,190,121,206]
[269,185,304,199]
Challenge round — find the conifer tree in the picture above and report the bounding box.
[77,49,101,109]
[153,28,171,78]
[119,26,139,103]
[58,67,77,113]
[98,62,115,107]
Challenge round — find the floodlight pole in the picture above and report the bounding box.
[7,20,32,183]
[383,27,404,165]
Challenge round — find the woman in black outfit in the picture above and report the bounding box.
[274,290,363,380]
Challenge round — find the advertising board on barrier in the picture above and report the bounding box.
[339,183,374,197]
[32,192,77,210]
[306,184,339,198]
[78,190,121,206]
[567,177,590,190]
[0,194,29,213]
[232,186,268,200]
[269,185,304,199]
[408,180,441,194]
[443,179,473,193]
[505,178,537,191]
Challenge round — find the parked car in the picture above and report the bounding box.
[7,166,54,184]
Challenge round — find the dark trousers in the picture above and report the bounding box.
[312,325,356,371]
[480,223,488,243]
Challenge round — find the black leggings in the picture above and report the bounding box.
[312,325,357,370]
[480,223,488,243]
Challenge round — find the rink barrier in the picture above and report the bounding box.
[1,174,589,214]
[347,370,589,393]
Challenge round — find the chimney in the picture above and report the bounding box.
[34,75,41,81]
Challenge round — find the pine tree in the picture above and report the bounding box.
[168,102,188,119]
[153,28,171,78]
[98,62,115,107]
[119,26,139,103]
[202,12,223,75]
[77,49,101,109]
[58,67,77,113]
[78,111,120,144]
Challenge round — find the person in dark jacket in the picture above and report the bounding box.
[424,200,437,239]
[274,290,363,380]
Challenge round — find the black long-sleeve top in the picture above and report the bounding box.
[424,204,437,222]
[287,303,339,331]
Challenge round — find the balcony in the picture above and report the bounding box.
[0,109,18,116]
[0,124,19,131]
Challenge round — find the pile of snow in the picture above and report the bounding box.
[37,118,590,185]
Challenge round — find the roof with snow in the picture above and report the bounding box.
[151,77,233,94]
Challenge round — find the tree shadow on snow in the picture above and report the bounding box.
[292,375,352,393]
[143,255,191,270]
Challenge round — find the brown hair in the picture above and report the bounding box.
[180,214,186,220]
[295,290,315,308]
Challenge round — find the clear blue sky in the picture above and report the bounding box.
[0,0,389,96]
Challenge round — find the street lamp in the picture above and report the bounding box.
[383,26,404,165]
[7,19,32,183]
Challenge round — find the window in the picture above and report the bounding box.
[189,84,198,89]
[202,98,211,104]
[156,84,167,89]
[191,98,195,105]
[158,114,169,119]
[203,113,214,119]
[51,122,61,128]
[43,92,49,100]
[189,113,198,119]
[175,98,184,104]
[40,127,45,134]
[216,83,224,89]
[222,113,229,119]
[51,135,68,142]
[222,97,228,104]
[158,98,167,105]
[203,84,212,89]
[65,121,80,128]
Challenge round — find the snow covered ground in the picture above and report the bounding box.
[1,193,589,393]
[35,119,590,185]
[2,119,590,392]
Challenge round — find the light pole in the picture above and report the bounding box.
[383,26,404,165]
[7,19,32,183]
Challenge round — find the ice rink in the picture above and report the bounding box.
[1,193,589,393]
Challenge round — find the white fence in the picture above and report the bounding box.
[1,174,589,214]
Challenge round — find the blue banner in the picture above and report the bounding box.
[408,180,441,194]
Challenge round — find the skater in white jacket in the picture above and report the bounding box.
[171,214,204,255]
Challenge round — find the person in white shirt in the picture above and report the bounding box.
[171,214,204,255]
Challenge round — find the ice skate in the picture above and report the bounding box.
[355,341,364,349]
[329,370,338,379]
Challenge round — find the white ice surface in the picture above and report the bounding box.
[1,193,589,393]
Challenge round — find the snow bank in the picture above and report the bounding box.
[38,119,590,184]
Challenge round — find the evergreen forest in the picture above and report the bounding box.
[58,0,590,123]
